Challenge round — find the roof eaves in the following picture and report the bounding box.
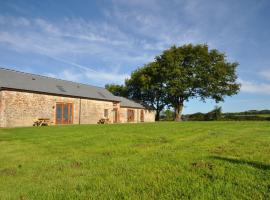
[1,87,121,102]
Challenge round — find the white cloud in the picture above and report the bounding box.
[46,68,128,85]
[60,70,83,82]
[0,15,156,86]
[0,1,267,88]
[47,56,129,84]
[259,69,270,81]
[239,79,270,95]
[0,15,153,64]
[85,70,128,84]
[0,15,137,85]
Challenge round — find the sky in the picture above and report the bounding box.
[0,0,270,114]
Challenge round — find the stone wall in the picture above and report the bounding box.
[0,90,155,127]
[144,109,156,122]
[0,90,117,127]
[119,107,134,123]
[119,107,155,123]
[0,91,4,127]
[79,98,115,124]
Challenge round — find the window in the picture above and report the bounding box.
[104,109,109,118]
[56,103,73,124]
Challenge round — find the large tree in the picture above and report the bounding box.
[157,44,240,121]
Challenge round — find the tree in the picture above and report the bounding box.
[126,62,167,121]
[204,106,222,121]
[157,44,240,121]
[105,84,128,97]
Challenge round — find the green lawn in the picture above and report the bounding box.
[0,122,270,200]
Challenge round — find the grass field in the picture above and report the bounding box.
[0,122,270,199]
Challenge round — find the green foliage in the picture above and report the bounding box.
[160,109,174,121]
[221,109,270,121]
[185,108,270,121]
[0,122,270,199]
[156,44,240,121]
[222,114,270,121]
[184,106,222,121]
[105,84,128,97]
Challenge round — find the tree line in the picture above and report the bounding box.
[106,44,240,121]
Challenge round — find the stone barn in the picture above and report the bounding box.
[0,68,155,127]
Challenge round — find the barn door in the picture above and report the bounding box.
[127,109,135,122]
[140,110,144,122]
[56,103,73,124]
[112,108,118,123]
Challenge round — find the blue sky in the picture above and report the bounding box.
[0,0,270,113]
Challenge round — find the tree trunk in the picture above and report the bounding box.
[155,110,160,121]
[174,103,184,121]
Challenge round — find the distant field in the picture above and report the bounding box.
[0,122,270,199]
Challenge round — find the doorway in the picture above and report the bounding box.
[127,109,135,122]
[56,103,73,124]
[112,108,118,123]
[140,110,144,122]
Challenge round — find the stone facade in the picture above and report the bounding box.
[0,90,155,127]
[79,98,116,124]
[119,107,155,123]
[144,109,156,122]
[0,91,4,127]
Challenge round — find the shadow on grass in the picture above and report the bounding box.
[210,156,270,170]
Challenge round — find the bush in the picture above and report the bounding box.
[222,114,270,121]
[160,109,174,121]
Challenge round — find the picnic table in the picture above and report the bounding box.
[33,118,50,126]
[97,118,110,124]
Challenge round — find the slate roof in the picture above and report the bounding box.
[115,96,145,109]
[0,68,120,102]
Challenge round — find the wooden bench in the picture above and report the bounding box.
[33,118,50,126]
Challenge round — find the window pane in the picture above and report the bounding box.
[69,104,73,122]
[64,104,69,122]
[56,104,62,121]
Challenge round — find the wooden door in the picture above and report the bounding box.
[113,108,118,123]
[140,110,144,122]
[127,109,135,122]
[56,103,73,124]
